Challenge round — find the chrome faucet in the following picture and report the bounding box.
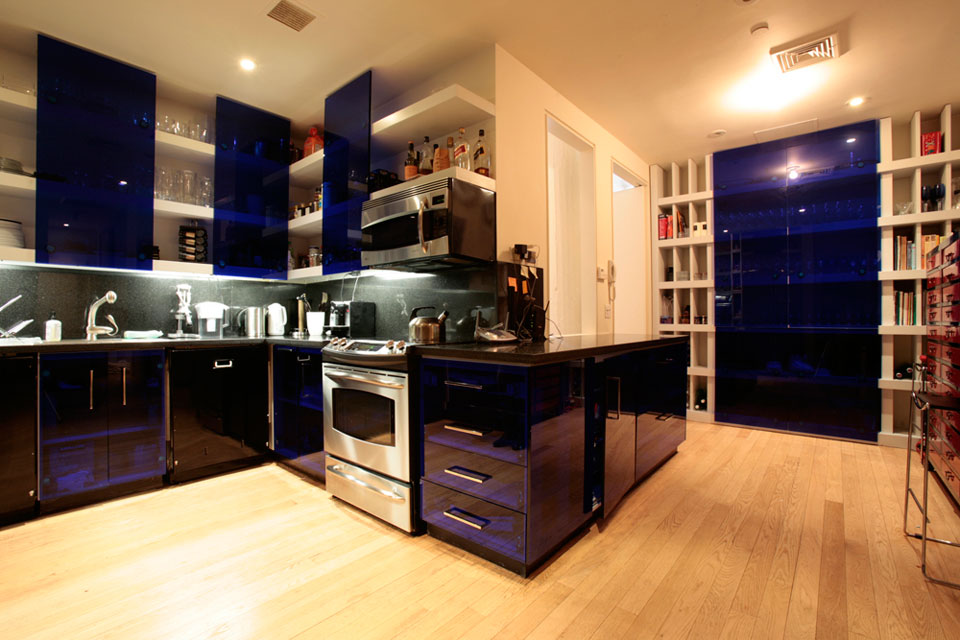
[86,291,118,340]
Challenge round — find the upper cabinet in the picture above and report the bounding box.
[321,70,372,275]
[35,36,156,270]
[213,97,290,278]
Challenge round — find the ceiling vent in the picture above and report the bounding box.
[771,33,839,73]
[267,0,316,32]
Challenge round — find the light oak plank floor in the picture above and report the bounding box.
[2,422,960,640]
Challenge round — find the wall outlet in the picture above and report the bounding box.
[604,304,612,318]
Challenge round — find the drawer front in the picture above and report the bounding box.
[944,261,959,284]
[424,419,527,467]
[928,340,942,361]
[928,305,941,325]
[424,441,526,512]
[944,283,960,306]
[421,480,525,562]
[945,303,960,324]
[928,289,941,307]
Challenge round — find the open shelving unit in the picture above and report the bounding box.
[652,154,715,422]
[878,102,959,447]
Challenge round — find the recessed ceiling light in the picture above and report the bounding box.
[118,180,127,186]
[798,208,806,212]
[750,22,769,36]
[63,223,69,227]
[847,96,865,107]
[708,129,727,138]
[240,58,256,71]
[846,137,856,143]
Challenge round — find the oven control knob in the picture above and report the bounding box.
[396,340,406,352]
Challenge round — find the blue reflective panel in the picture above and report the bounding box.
[213,97,290,278]
[107,350,165,484]
[36,36,155,269]
[322,70,371,274]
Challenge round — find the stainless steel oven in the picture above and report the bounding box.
[322,361,413,530]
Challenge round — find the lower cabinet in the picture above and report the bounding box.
[39,350,165,509]
[420,359,593,576]
[272,345,325,479]
[169,346,269,482]
[0,355,38,521]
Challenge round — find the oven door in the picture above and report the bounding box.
[322,363,410,482]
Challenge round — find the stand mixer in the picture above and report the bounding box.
[168,284,199,338]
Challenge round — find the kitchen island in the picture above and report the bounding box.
[413,334,688,576]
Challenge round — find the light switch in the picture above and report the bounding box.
[597,267,606,281]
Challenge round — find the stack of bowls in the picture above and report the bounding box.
[0,219,25,248]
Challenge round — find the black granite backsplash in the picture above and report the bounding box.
[0,262,500,343]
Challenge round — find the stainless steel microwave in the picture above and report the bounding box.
[360,176,496,269]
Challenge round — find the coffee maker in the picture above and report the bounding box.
[324,300,376,338]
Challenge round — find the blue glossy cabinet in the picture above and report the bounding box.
[714,121,880,440]
[0,355,38,522]
[322,71,371,274]
[39,350,164,507]
[272,345,325,478]
[213,97,290,278]
[36,35,155,270]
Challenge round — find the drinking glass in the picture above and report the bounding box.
[181,170,197,205]
[156,166,174,200]
[199,176,213,207]
[173,170,184,203]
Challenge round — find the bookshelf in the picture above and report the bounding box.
[651,154,715,422]
[878,103,959,447]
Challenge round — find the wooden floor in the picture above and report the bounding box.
[3,422,960,639]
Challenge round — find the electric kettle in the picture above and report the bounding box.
[266,303,287,336]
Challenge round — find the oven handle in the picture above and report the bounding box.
[324,371,405,390]
[417,199,427,254]
[327,464,406,503]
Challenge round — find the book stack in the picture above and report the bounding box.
[179,225,208,263]
[894,236,915,270]
[895,289,917,325]
[922,234,943,262]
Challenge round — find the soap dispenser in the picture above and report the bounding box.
[44,312,62,342]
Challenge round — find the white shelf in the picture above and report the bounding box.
[155,131,215,166]
[289,152,324,189]
[878,324,926,335]
[657,190,713,207]
[657,235,713,248]
[286,265,325,281]
[287,210,323,237]
[877,149,960,178]
[659,280,713,289]
[879,378,914,391]
[369,166,495,199]
[658,323,715,333]
[0,87,37,125]
[151,260,213,275]
[687,366,714,376]
[371,84,495,159]
[0,247,34,262]
[686,409,715,423]
[879,269,925,281]
[0,171,36,198]
[153,199,214,221]
[878,209,960,227]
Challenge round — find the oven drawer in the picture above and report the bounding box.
[421,480,525,562]
[424,419,527,467]
[423,441,526,512]
[326,457,414,532]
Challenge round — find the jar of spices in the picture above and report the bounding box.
[308,246,321,267]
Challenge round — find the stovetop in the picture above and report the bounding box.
[322,338,409,370]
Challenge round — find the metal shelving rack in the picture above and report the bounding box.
[651,155,715,422]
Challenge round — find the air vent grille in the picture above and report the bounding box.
[267,0,316,32]
[771,33,839,73]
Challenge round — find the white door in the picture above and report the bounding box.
[612,167,648,334]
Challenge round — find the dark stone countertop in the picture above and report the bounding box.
[411,333,688,366]
[0,336,330,355]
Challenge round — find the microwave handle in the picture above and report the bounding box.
[417,199,427,254]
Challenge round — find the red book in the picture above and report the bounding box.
[921,131,942,156]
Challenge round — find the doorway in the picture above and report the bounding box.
[611,162,648,334]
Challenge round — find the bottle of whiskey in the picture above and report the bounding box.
[419,136,432,176]
[404,141,418,180]
[473,129,490,177]
[453,127,471,170]
[435,137,453,171]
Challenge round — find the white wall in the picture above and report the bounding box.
[494,46,652,334]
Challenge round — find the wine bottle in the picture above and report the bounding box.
[454,127,470,170]
[473,129,490,176]
[403,141,418,180]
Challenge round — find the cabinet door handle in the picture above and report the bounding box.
[297,355,311,362]
[444,466,491,484]
[122,367,127,406]
[213,359,233,369]
[444,380,483,391]
[442,508,489,530]
[89,369,94,411]
[607,376,621,420]
[443,424,486,437]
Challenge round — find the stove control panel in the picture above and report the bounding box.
[324,339,406,356]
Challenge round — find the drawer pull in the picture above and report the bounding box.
[444,466,491,484]
[444,380,483,391]
[443,507,489,530]
[297,355,311,362]
[213,359,233,370]
[444,424,486,437]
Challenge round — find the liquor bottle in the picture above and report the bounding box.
[453,127,470,170]
[419,136,433,176]
[435,137,452,171]
[303,127,323,157]
[403,141,418,180]
[473,129,490,176]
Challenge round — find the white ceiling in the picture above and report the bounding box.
[1,0,958,165]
